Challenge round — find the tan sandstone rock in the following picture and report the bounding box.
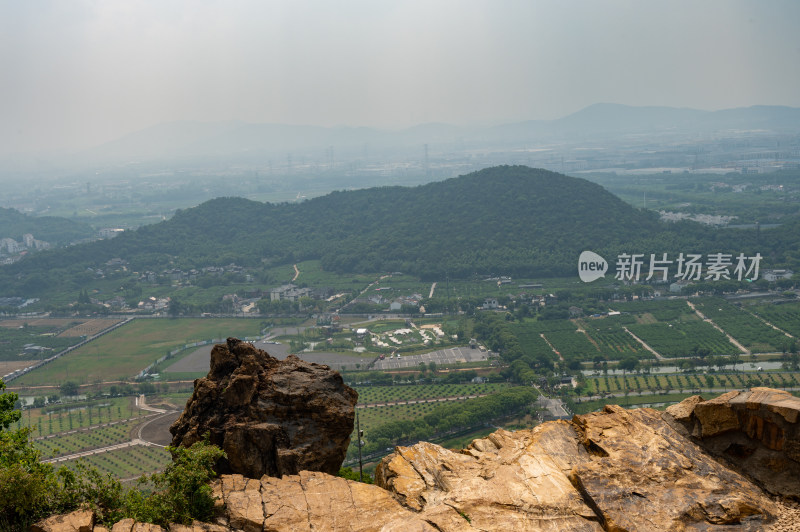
[572,404,776,531]
[131,524,165,532]
[110,518,135,532]
[37,388,797,531]
[376,422,603,531]
[375,404,778,531]
[170,521,230,532]
[664,386,800,498]
[209,470,436,531]
[31,509,94,532]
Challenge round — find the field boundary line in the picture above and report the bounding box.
[622,326,665,361]
[686,300,750,355]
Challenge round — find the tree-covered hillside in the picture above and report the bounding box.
[1,166,796,297]
[0,207,95,245]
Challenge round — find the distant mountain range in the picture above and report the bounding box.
[74,104,800,165]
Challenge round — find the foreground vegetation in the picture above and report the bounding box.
[0,378,223,531]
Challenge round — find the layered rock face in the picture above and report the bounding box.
[38,387,798,531]
[664,387,800,498]
[376,404,778,531]
[169,337,358,478]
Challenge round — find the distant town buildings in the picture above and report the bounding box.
[0,233,50,255]
[98,228,125,239]
[762,269,794,282]
[270,284,312,302]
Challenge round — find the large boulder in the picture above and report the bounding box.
[664,387,800,498]
[169,337,358,479]
[375,404,777,531]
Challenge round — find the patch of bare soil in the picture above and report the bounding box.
[0,360,37,374]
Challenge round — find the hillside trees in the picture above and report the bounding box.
[4,166,800,300]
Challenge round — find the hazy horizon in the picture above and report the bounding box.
[2,1,800,157]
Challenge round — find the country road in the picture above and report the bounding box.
[43,395,179,464]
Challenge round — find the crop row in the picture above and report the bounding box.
[18,397,139,436]
[59,445,171,481]
[626,321,738,358]
[611,299,695,317]
[750,302,800,339]
[585,371,800,394]
[353,383,508,405]
[693,298,790,352]
[580,322,648,359]
[542,329,599,363]
[34,419,141,459]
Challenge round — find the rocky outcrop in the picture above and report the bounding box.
[29,509,94,532]
[376,405,777,531]
[37,388,797,531]
[213,472,436,531]
[169,337,358,478]
[664,387,800,498]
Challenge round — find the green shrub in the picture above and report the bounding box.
[1,378,225,530]
[337,467,373,484]
[122,440,225,527]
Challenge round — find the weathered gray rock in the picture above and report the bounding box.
[169,337,358,479]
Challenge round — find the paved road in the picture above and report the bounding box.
[43,396,177,464]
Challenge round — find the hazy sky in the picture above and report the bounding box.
[2,0,799,155]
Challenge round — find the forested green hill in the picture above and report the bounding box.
[2,166,797,296]
[0,207,94,245]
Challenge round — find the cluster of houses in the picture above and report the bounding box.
[137,297,171,311]
[351,291,424,311]
[138,263,250,284]
[0,233,51,264]
[218,284,336,315]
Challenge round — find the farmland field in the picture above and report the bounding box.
[34,418,142,459]
[0,320,90,361]
[626,320,738,358]
[58,319,122,337]
[750,301,800,339]
[11,318,264,386]
[353,382,508,405]
[510,321,565,361]
[57,445,171,481]
[692,298,791,352]
[575,317,649,360]
[583,371,800,395]
[14,396,140,436]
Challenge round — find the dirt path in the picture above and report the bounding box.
[623,326,665,361]
[540,333,564,362]
[428,282,437,298]
[292,264,300,282]
[574,320,602,351]
[745,310,795,339]
[687,300,750,354]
